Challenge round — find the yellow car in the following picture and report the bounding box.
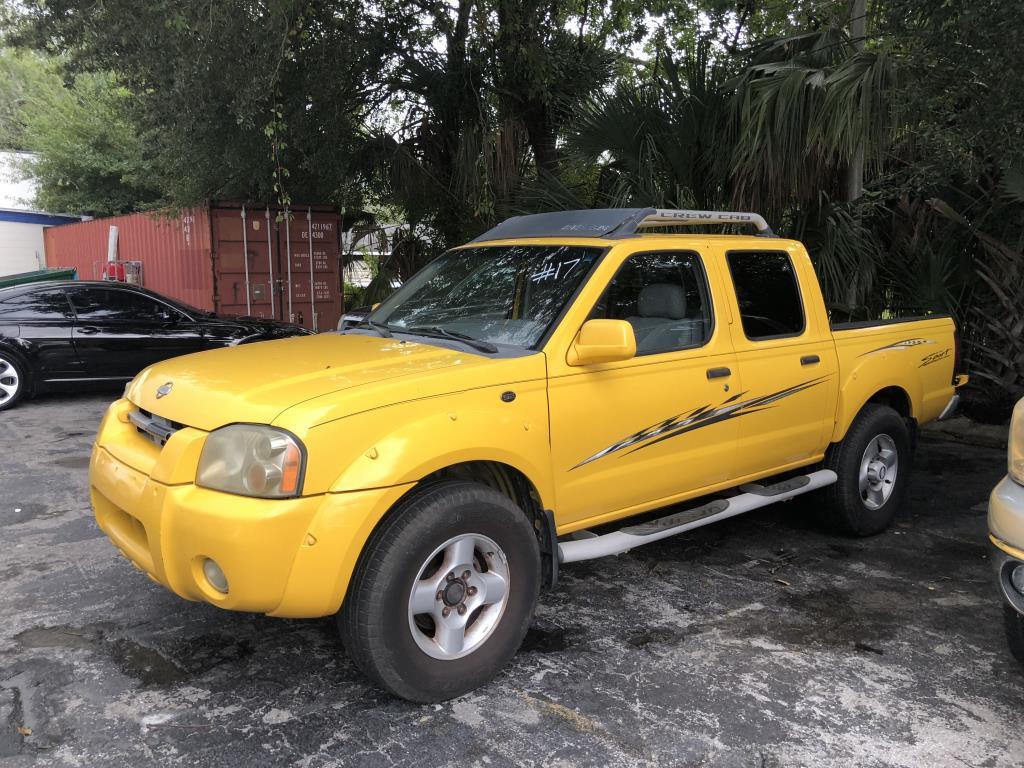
[990,397,1024,662]
[90,208,964,701]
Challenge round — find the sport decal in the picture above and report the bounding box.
[919,348,951,367]
[859,338,934,357]
[571,377,828,470]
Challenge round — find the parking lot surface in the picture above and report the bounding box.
[2,393,1023,767]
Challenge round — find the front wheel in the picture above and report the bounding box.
[821,403,911,536]
[338,480,541,702]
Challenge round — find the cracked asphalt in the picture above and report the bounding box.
[1,393,1023,767]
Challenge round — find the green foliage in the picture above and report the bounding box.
[9,0,396,209]
[0,49,64,150]
[343,283,368,309]
[13,64,160,215]
[5,0,1023,400]
[727,26,897,213]
[880,0,1024,189]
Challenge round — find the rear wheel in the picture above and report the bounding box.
[338,480,541,702]
[0,354,26,411]
[822,404,911,536]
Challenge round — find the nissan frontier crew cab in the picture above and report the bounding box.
[90,208,965,702]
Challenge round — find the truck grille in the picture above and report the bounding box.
[128,408,183,448]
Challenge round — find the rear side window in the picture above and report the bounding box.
[0,289,74,320]
[68,288,183,322]
[726,251,804,340]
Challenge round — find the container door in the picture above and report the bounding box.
[277,209,342,332]
[211,208,277,321]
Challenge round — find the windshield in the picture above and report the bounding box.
[372,244,602,348]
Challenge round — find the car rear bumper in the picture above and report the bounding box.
[938,393,960,421]
[988,476,1024,615]
[90,403,414,618]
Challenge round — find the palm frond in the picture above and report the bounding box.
[813,49,897,167]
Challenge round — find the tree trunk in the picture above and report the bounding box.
[843,0,866,202]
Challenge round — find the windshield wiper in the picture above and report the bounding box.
[405,326,498,354]
[352,319,393,338]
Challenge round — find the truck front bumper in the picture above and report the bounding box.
[989,476,1024,615]
[90,442,413,618]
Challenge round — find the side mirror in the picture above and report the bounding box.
[566,319,636,366]
[371,302,381,311]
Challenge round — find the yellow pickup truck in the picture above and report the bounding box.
[89,208,964,701]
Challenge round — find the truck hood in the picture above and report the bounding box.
[128,333,498,431]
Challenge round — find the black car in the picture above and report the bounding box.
[0,281,310,411]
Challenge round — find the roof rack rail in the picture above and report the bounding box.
[472,207,775,242]
[635,209,774,237]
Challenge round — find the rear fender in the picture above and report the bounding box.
[831,352,922,443]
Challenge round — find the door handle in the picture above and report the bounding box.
[706,366,731,379]
[800,355,821,366]
[78,326,101,335]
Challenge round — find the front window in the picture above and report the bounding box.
[68,288,187,323]
[372,245,602,349]
[589,251,713,356]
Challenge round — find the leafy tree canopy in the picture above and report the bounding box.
[2,0,1023,400]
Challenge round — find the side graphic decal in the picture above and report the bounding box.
[571,376,828,470]
[919,348,951,367]
[859,338,934,357]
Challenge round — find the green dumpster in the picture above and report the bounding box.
[0,268,78,289]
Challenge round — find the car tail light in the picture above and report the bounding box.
[952,326,963,384]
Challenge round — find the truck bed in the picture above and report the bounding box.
[830,313,959,432]
[831,313,950,332]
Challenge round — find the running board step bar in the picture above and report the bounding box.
[557,469,837,564]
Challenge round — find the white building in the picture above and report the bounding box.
[341,223,403,288]
[0,151,83,278]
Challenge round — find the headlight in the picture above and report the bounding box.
[1010,399,1024,486]
[197,424,305,498]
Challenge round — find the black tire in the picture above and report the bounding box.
[338,480,541,702]
[1004,603,1024,665]
[821,403,911,536]
[0,352,27,412]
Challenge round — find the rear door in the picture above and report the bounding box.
[68,286,207,378]
[721,248,839,477]
[0,287,81,379]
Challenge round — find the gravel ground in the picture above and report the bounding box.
[1,393,1022,767]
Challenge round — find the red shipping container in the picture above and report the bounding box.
[43,202,344,332]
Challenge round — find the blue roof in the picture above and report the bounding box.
[0,208,83,227]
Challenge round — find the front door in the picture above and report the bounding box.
[68,286,206,379]
[548,248,741,527]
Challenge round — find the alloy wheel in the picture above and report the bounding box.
[407,533,510,660]
[0,356,21,405]
[859,433,898,510]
